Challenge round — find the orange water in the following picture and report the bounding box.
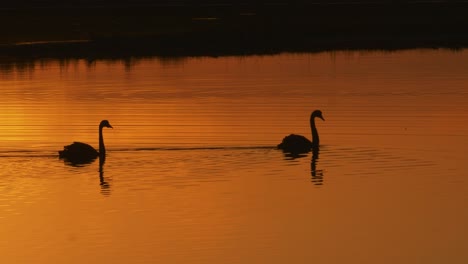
[0,50,467,264]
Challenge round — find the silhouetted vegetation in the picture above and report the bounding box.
[1,1,468,60]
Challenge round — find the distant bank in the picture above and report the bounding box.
[1,2,468,59]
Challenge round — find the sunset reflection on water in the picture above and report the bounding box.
[0,49,467,264]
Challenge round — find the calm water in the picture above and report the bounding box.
[1,49,468,264]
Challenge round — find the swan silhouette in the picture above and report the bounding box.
[59,120,113,164]
[277,110,325,153]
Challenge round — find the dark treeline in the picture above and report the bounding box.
[3,0,468,8]
[1,0,468,61]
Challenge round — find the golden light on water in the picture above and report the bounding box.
[0,50,468,263]
[2,50,468,150]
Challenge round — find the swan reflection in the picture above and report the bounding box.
[310,147,324,185]
[99,156,111,196]
[280,146,325,185]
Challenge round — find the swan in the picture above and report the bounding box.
[59,120,113,164]
[277,110,325,153]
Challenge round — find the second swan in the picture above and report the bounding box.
[277,110,325,153]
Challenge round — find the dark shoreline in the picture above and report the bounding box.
[1,2,468,61]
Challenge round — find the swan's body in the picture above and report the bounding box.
[278,134,313,153]
[59,120,113,164]
[278,110,324,154]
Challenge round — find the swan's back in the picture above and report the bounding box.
[277,134,312,154]
[59,141,98,163]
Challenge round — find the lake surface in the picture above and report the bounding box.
[1,49,468,264]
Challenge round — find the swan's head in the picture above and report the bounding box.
[311,110,325,121]
[100,120,113,129]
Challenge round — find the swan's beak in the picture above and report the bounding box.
[107,124,113,129]
[320,115,325,121]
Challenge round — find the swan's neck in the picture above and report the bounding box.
[99,126,105,156]
[310,117,319,147]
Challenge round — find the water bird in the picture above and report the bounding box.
[277,110,325,154]
[59,120,113,164]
